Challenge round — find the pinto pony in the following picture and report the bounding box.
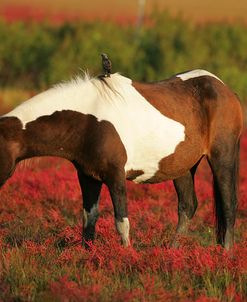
[1,69,243,249]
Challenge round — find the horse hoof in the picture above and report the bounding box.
[122,238,131,247]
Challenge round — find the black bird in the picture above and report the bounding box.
[101,53,112,77]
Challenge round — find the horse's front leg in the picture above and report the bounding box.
[77,171,102,246]
[106,170,130,247]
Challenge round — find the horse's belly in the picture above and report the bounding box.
[124,128,185,183]
[125,133,205,184]
[126,160,185,184]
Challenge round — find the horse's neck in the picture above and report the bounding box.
[4,80,97,129]
[3,74,132,162]
[2,83,97,162]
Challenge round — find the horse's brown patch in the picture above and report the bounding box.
[3,111,127,183]
[126,169,144,180]
[132,75,242,181]
[189,77,218,100]
[0,117,23,140]
[7,141,22,160]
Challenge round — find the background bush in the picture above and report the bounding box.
[1,12,247,101]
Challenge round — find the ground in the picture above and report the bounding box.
[0,130,246,301]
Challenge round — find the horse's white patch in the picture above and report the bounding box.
[115,217,130,247]
[3,73,185,183]
[176,69,224,84]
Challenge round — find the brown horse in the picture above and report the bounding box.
[1,69,243,249]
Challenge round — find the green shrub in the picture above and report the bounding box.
[0,13,247,101]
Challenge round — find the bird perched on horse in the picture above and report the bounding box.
[101,53,112,77]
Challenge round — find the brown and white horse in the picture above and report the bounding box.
[1,69,243,249]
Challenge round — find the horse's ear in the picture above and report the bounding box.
[0,117,23,140]
[0,135,19,186]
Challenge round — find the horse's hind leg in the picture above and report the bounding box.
[172,162,199,246]
[207,138,240,250]
[77,171,102,245]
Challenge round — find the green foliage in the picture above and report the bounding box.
[0,13,247,101]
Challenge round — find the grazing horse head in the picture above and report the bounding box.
[1,69,243,249]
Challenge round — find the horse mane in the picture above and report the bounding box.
[55,71,129,100]
[93,74,120,98]
[91,72,128,99]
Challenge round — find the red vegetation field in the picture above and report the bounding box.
[1,0,247,25]
[0,131,247,301]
